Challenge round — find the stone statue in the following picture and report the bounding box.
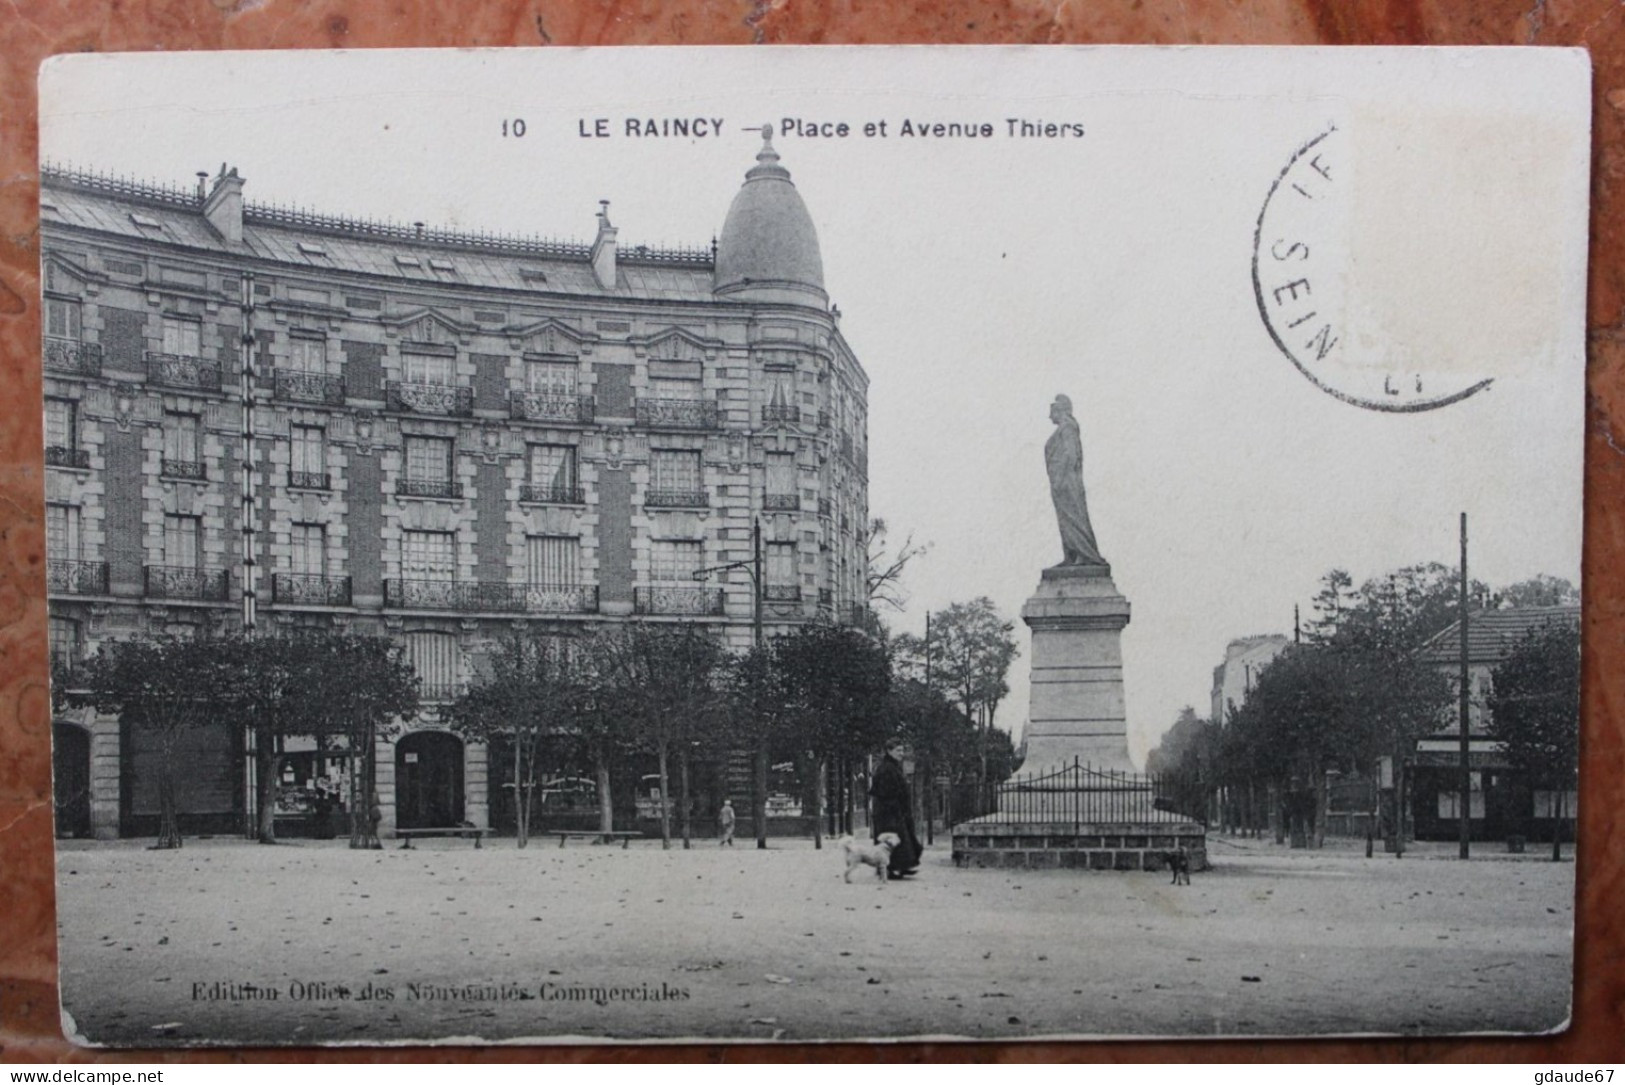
[1045,394,1106,567]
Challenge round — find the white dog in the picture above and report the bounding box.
[841,833,901,883]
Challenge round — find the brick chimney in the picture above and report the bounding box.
[203,164,245,244]
[590,200,617,290]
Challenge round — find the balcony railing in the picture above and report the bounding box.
[509,391,595,424]
[45,446,90,469]
[519,483,585,505]
[288,470,331,491]
[635,397,719,430]
[519,583,599,614]
[385,381,474,417]
[385,578,599,614]
[764,584,802,603]
[48,559,108,596]
[44,338,102,377]
[764,493,800,512]
[271,572,352,606]
[645,488,709,509]
[144,565,230,602]
[417,682,469,705]
[397,477,462,499]
[762,404,801,426]
[146,352,222,392]
[634,585,726,617]
[274,369,346,405]
[161,458,206,481]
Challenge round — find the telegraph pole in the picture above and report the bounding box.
[752,517,767,849]
[1458,512,1471,860]
[697,521,766,847]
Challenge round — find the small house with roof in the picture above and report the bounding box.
[1408,605,1579,842]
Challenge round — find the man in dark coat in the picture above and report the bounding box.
[869,738,922,878]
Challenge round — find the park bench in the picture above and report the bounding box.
[396,826,489,849]
[542,830,642,849]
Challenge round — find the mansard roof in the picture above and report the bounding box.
[39,164,718,303]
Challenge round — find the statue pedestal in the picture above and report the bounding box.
[1018,564,1136,775]
[949,563,1207,873]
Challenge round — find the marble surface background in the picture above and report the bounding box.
[2,0,1622,1064]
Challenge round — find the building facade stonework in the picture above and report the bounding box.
[42,135,869,840]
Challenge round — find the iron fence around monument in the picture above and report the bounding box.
[981,759,1207,826]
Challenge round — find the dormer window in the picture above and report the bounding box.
[298,242,328,257]
[429,258,455,272]
[395,254,421,268]
[129,212,163,230]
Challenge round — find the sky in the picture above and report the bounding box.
[40,47,1591,764]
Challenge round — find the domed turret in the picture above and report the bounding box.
[714,126,827,307]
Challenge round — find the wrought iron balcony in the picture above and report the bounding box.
[634,585,727,617]
[509,391,595,424]
[273,369,346,406]
[146,352,222,392]
[519,483,585,505]
[288,470,331,491]
[762,404,801,426]
[519,582,599,614]
[417,682,469,704]
[44,338,102,377]
[634,397,719,430]
[161,458,206,481]
[397,477,462,499]
[384,578,599,614]
[144,565,230,602]
[763,493,800,512]
[385,381,474,417]
[645,488,708,509]
[271,572,352,606]
[48,559,108,596]
[764,583,802,603]
[45,446,90,469]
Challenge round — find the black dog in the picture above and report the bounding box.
[1165,848,1191,886]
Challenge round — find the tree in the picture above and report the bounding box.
[446,632,585,848]
[1146,706,1207,775]
[864,517,931,613]
[1488,620,1580,860]
[894,597,1018,785]
[84,635,236,849]
[1496,575,1579,609]
[600,623,726,850]
[767,623,892,848]
[214,633,386,846]
[1310,563,1491,654]
[1218,641,1448,847]
[313,635,419,850]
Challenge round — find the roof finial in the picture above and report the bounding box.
[757,123,779,166]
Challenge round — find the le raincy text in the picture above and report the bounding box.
[575,117,1085,139]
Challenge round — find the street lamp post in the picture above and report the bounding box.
[695,519,767,847]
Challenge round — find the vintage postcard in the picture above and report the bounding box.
[38,46,1588,1044]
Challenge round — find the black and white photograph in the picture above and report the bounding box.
[37,46,1588,1045]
